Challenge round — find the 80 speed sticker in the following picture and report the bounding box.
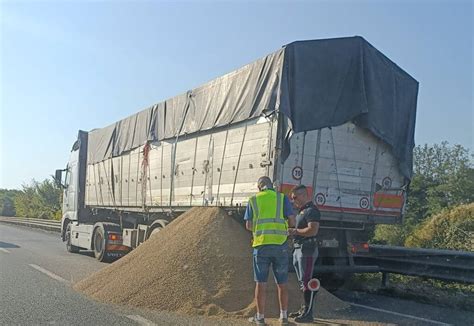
[315,193,326,206]
[292,166,303,180]
[359,197,370,209]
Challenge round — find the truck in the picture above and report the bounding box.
[55,36,418,282]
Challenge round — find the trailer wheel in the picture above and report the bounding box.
[147,219,168,239]
[317,273,346,291]
[65,223,80,253]
[149,227,161,238]
[93,226,109,262]
[316,257,348,291]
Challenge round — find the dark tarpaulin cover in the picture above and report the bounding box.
[87,36,418,179]
[87,49,284,163]
[280,37,418,179]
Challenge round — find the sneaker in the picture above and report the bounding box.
[279,317,289,325]
[294,313,314,323]
[288,305,306,318]
[248,315,265,325]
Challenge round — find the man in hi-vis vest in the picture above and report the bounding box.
[245,176,295,326]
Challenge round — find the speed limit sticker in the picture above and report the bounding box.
[359,197,370,209]
[315,193,326,206]
[292,166,303,180]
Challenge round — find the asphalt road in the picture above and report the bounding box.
[1,223,473,326]
[0,223,246,326]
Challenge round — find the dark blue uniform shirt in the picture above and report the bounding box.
[294,201,320,242]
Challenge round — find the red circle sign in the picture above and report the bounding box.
[292,166,303,180]
[307,278,320,292]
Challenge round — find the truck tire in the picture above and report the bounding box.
[316,257,348,291]
[65,223,80,253]
[149,227,161,238]
[93,226,109,262]
[318,273,346,291]
[147,219,168,239]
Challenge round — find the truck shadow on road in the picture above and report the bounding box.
[0,241,20,248]
[77,250,95,258]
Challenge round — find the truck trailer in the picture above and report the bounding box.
[55,36,418,278]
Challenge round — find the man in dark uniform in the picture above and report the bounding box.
[288,185,320,323]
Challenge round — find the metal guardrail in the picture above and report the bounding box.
[2,217,473,284]
[0,216,61,233]
[354,244,474,284]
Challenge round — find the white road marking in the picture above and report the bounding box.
[29,264,70,285]
[0,248,10,253]
[126,315,156,325]
[349,302,453,326]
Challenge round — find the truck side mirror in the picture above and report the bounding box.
[55,169,65,189]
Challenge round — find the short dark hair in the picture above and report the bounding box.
[291,184,307,195]
[257,176,273,190]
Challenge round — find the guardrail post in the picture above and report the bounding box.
[382,272,390,287]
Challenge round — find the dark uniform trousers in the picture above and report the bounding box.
[293,238,318,317]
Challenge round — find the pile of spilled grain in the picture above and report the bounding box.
[74,207,349,318]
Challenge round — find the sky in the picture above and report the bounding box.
[0,0,472,190]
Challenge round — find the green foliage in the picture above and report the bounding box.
[0,189,21,216]
[14,179,62,220]
[373,224,411,246]
[409,142,474,221]
[406,203,474,251]
[373,142,473,247]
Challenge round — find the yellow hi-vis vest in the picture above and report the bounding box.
[249,189,288,247]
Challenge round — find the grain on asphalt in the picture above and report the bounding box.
[74,207,349,319]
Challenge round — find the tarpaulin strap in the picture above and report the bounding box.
[330,129,343,212]
[230,124,248,205]
[141,142,151,210]
[102,160,117,209]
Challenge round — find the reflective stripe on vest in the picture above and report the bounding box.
[250,196,259,218]
[255,218,287,225]
[249,190,288,247]
[254,229,288,236]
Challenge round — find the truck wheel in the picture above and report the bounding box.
[65,223,80,253]
[147,219,168,239]
[318,273,346,291]
[149,225,164,238]
[93,226,109,262]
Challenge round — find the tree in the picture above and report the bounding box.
[373,142,473,246]
[14,179,62,220]
[0,189,21,216]
[408,142,473,221]
[406,203,474,251]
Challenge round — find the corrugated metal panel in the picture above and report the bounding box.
[85,117,275,209]
[85,117,405,225]
[279,122,405,224]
